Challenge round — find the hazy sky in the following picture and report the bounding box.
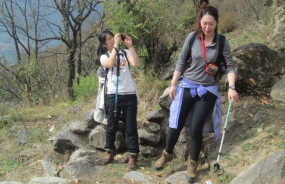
[0,1,103,64]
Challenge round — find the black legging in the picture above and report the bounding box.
[165,88,217,161]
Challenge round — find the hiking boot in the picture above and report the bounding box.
[186,159,198,183]
[101,150,115,165]
[154,150,173,170]
[127,153,138,170]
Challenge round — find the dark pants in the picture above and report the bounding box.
[165,88,217,161]
[105,94,139,153]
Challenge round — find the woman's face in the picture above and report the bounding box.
[200,14,217,36]
[104,33,114,50]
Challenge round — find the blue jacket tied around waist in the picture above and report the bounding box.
[169,78,222,141]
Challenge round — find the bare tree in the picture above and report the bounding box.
[52,0,103,100]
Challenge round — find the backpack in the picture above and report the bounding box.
[183,31,226,81]
[94,49,129,124]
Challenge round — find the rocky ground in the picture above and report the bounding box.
[0,94,284,184]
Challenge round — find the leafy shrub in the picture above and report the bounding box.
[73,72,99,102]
[219,13,237,34]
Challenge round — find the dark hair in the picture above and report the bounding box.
[97,29,114,57]
[195,4,219,33]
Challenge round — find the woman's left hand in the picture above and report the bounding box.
[228,89,238,102]
[123,35,133,48]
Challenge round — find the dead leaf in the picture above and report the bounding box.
[260,97,274,106]
[140,167,145,170]
[248,78,256,85]
[240,159,245,166]
[110,178,116,182]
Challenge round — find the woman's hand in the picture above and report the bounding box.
[228,88,238,102]
[114,33,122,47]
[169,85,176,100]
[123,35,133,48]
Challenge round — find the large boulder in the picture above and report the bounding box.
[53,127,89,153]
[230,150,285,184]
[231,43,285,94]
[138,128,162,146]
[65,149,103,179]
[69,121,90,134]
[158,87,171,111]
[145,110,168,123]
[88,125,106,149]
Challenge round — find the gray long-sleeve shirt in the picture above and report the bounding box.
[176,31,235,86]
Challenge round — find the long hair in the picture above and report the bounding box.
[97,29,114,57]
[195,3,219,34]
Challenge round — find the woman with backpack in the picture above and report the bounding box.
[97,29,140,170]
[154,3,238,183]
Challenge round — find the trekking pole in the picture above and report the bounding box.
[214,99,232,172]
[114,52,123,117]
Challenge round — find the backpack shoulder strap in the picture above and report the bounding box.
[214,34,226,81]
[217,34,226,66]
[99,52,110,79]
[120,49,130,69]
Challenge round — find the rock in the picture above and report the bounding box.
[158,87,171,111]
[270,77,285,103]
[65,148,103,179]
[230,150,285,184]
[165,171,196,184]
[69,121,90,134]
[140,145,159,157]
[229,43,285,94]
[138,128,162,146]
[124,171,154,184]
[88,125,105,149]
[253,110,268,124]
[28,177,68,184]
[161,61,176,80]
[53,127,89,154]
[145,110,168,123]
[84,110,97,128]
[269,3,285,52]
[173,128,190,160]
[149,122,161,132]
[0,182,23,184]
[115,131,127,153]
[69,106,82,113]
[41,155,56,177]
[17,129,29,145]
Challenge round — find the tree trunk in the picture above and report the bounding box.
[67,47,76,100]
[77,26,82,84]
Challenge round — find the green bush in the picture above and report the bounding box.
[219,13,237,34]
[73,72,99,102]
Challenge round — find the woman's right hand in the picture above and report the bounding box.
[114,33,122,47]
[169,85,176,100]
